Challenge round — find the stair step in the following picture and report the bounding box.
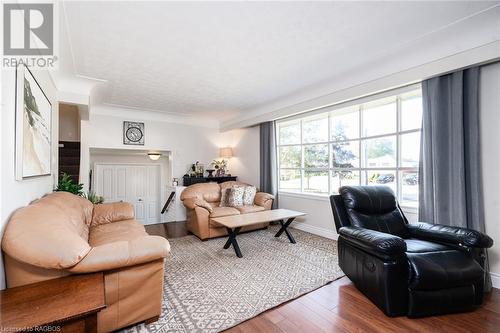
[60,166,79,175]
[59,148,80,157]
[59,156,80,165]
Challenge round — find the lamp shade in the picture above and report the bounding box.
[219,147,233,158]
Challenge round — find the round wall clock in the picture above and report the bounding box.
[123,121,145,145]
[126,126,143,142]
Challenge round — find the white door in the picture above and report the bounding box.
[94,164,160,225]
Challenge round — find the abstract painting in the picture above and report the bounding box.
[15,64,52,179]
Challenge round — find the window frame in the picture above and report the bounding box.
[276,84,422,208]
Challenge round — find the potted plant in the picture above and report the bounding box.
[54,173,84,196]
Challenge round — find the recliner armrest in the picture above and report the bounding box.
[407,222,493,248]
[339,226,407,259]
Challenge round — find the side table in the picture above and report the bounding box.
[0,272,106,333]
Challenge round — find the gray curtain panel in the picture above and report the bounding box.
[260,121,278,208]
[419,66,491,291]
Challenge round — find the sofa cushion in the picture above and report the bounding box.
[220,181,250,207]
[180,182,221,203]
[209,207,240,218]
[235,205,265,214]
[92,202,135,226]
[404,239,452,253]
[243,186,257,205]
[407,250,483,291]
[89,219,147,247]
[1,192,92,269]
[227,186,245,207]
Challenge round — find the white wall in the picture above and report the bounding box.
[480,62,500,288]
[80,110,220,191]
[218,126,260,186]
[59,104,80,142]
[0,69,59,289]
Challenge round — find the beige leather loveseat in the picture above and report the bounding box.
[1,191,170,333]
[180,181,274,240]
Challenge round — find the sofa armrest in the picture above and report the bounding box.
[68,236,170,273]
[407,222,493,248]
[182,197,213,213]
[92,202,135,226]
[254,192,275,208]
[339,226,407,259]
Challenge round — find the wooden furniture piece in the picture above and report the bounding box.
[182,175,237,186]
[212,209,306,258]
[0,273,106,333]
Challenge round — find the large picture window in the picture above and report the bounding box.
[277,87,422,207]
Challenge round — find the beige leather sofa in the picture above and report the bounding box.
[1,191,170,333]
[180,181,274,240]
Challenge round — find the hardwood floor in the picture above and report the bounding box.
[145,221,188,238]
[146,222,500,333]
[224,277,500,333]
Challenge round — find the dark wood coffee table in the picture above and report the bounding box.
[212,208,306,258]
[0,273,106,333]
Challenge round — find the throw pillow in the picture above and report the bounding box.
[220,187,230,207]
[227,186,245,207]
[243,186,257,205]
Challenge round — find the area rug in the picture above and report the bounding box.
[124,225,344,333]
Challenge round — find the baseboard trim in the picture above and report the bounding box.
[491,272,500,289]
[290,222,338,240]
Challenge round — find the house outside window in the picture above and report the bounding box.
[277,86,422,208]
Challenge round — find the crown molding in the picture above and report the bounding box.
[91,104,220,129]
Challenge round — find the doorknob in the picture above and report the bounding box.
[138,198,143,201]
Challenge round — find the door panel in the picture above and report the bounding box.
[116,167,127,201]
[101,168,114,202]
[94,164,161,225]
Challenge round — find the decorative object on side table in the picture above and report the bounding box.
[15,63,52,180]
[206,169,215,177]
[123,121,145,145]
[0,272,106,333]
[188,161,205,177]
[212,159,227,177]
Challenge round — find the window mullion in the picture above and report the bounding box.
[277,87,422,201]
[300,120,304,193]
[396,96,402,202]
[359,105,364,185]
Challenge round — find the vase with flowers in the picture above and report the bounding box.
[212,159,227,177]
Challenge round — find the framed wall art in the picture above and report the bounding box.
[123,121,145,145]
[15,63,52,180]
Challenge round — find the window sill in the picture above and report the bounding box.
[278,191,330,201]
[279,191,419,213]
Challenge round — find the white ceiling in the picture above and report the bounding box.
[63,1,499,121]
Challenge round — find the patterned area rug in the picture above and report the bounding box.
[124,225,344,333]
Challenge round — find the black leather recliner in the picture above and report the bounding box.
[330,186,493,317]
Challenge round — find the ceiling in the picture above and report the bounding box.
[62,1,499,121]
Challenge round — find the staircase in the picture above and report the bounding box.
[59,141,81,183]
